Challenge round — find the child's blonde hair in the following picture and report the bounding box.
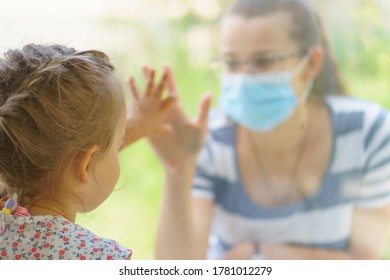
[0,44,124,206]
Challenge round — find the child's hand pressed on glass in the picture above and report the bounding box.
[143,65,213,172]
[123,66,176,149]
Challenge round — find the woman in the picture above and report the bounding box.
[139,0,390,259]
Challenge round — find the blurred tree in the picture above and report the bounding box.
[351,0,390,81]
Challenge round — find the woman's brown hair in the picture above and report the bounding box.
[0,44,124,206]
[224,0,347,98]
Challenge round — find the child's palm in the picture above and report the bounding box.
[129,65,212,171]
[126,68,175,145]
[129,95,174,137]
[148,96,211,171]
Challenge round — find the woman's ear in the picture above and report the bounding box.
[76,145,100,183]
[306,46,324,80]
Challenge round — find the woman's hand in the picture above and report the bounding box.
[122,67,176,149]
[144,65,213,172]
[221,241,257,260]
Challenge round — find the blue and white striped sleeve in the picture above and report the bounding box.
[358,108,390,208]
[192,136,216,200]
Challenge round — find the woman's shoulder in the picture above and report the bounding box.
[325,95,390,138]
[325,95,389,116]
[208,108,235,131]
[195,108,237,173]
[0,215,132,260]
[205,108,236,144]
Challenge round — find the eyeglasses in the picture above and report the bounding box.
[211,49,307,72]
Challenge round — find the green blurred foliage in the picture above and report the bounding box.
[319,0,390,106]
[351,0,390,78]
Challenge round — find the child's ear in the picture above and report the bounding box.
[77,145,100,183]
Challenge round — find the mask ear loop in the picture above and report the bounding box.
[292,50,315,103]
[292,50,312,76]
[298,79,314,103]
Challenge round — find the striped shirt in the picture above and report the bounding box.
[192,96,390,259]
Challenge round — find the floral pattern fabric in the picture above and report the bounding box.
[0,214,132,260]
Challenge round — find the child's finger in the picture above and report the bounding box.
[163,64,179,98]
[145,69,156,97]
[142,65,155,94]
[155,71,168,98]
[127,77,140,100]
[160,96,177,112]
[142,65,151,78]
[195,92,213,127]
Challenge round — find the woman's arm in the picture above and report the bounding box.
[156,165,214,259]
[223,205,390,260]
[260,244,352,260]
[221,241,353,260]
[265,205,390,260]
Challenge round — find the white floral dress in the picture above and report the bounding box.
[0,213,132,260]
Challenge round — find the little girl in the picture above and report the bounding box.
[0,43,176,260]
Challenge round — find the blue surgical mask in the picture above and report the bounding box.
[219,55,313,132]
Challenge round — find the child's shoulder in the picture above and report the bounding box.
[0,215,132,260]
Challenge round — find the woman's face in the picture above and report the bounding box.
[219,11,314,98]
